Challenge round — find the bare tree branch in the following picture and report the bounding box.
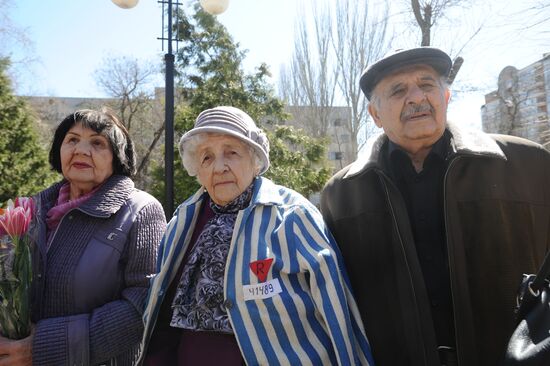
[279,0,392,160]
[135,122,165,181]
[519,0,550,31]
[333,0,392,153]
[0,0,39,87]
[94,56,163,188]
[279,0,337,137]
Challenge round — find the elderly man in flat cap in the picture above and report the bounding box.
[321,47,550,366]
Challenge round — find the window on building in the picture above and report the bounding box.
[339,134,350,143]
[332,119,343,127]
[329,151,343,160]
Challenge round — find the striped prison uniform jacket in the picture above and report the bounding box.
[138,177,374,365]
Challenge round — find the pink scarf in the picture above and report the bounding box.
[46,182,100,236]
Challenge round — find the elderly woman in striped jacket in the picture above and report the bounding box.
[138,106,373,366]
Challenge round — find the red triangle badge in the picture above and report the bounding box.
[249,258,274,282]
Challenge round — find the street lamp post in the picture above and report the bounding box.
[162,0,175,218]
[111,0,229,217]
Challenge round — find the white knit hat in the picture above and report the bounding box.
[179,106,270,175]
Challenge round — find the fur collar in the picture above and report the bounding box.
[344,122,506,179]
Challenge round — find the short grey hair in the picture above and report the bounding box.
[179,132,264,177]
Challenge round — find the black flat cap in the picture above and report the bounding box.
[360,47,452,100]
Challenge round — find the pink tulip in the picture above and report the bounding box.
[0,196,33,340]
[0,198,33,238]
[14,197,34,218]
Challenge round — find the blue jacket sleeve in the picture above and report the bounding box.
[293,206,374,365]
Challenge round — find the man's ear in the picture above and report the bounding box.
[445,87,451,103]
[368,102,383,128]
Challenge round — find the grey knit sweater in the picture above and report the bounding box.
[31,175,166,366]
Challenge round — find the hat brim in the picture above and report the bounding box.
[180,126,270,175]
[360,47,452,100]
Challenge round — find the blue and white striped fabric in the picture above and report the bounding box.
[138,177,374,365]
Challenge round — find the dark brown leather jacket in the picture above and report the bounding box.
[321,124,550,366]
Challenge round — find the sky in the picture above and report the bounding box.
[5,0,550,131]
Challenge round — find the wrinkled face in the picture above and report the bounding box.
[368,65,451,154]
[196,134,256,206]
[60,123,114,191]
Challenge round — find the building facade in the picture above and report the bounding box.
[25,94,358,181]
[481,53,550,148]
[272,105,356,171]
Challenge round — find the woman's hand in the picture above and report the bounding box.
[0,333,32,366]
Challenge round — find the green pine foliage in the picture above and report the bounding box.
[0,58,59,202]
[150,6,331,211]
[266,126,331,198]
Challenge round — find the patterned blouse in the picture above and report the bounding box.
[170,184,253,333]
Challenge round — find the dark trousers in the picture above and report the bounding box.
[439,346,458,366]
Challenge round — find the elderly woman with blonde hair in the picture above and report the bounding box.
[138,106,373,365]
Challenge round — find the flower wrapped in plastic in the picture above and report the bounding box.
[0,197,35,339]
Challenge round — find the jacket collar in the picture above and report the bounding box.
[344,122,507,179]
[39,175,134,218]
[178,177,285,213]
[251,177,286,206]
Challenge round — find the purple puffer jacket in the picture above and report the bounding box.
[30,175,166,366]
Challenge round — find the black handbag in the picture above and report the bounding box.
[503,252,550,365]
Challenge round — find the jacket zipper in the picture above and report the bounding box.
[39,207,111,359]
[377,171,430,365]
[443,150,500,365]
[46,207,106,250]
[443,156,461,365]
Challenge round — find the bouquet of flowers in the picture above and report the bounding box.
[0,197,35,339]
